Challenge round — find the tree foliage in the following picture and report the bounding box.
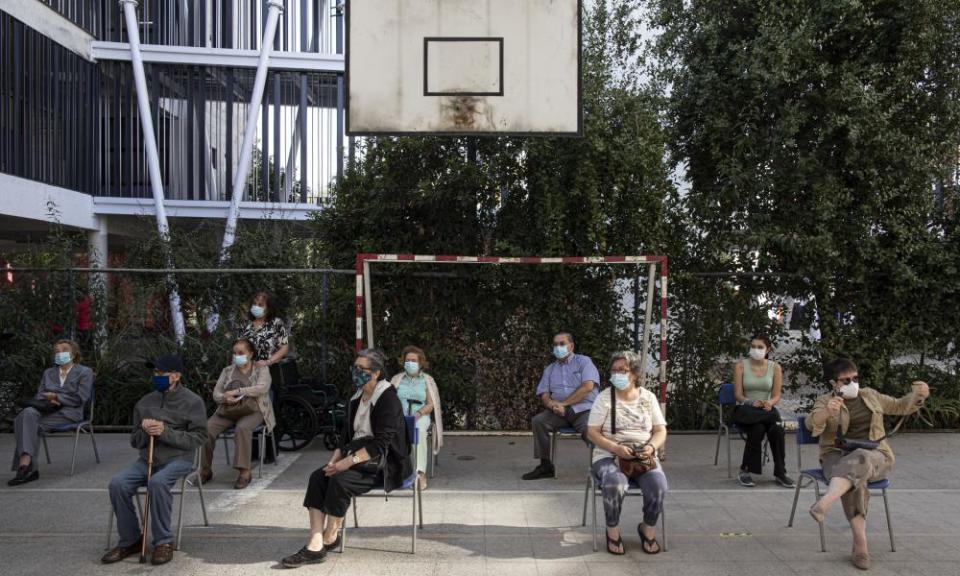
[651,0,960,407]
[312,0,674,429]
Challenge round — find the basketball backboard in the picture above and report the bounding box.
[346,0,581,136]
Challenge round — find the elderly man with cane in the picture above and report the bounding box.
[101,354,207,565]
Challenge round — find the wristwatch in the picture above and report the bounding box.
[351,454,362,465]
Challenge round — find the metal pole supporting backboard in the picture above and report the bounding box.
[638,263,657,390]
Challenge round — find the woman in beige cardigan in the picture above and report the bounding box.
[201,339,275,489]
[390,346,443,489]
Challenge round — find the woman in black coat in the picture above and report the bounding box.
[281,349,412,568]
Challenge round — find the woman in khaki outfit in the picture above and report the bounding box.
[807,358,928,571]
[201,339,275,489]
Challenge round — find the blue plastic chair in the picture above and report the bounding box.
[786,416,895,553]
[40,383,100,475]
[713,382,769,478]
[342,415,424,554]
[587,445,668,552]
[220,388,278,478]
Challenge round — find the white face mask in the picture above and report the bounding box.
[404,361,420,376]
[748,348,766,361]
[837,380,860,399]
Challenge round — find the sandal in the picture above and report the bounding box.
[638,523,661,554]
[606,530,625,555]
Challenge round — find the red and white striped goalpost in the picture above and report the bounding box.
[355,254,669,412]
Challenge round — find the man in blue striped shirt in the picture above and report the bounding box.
[522,332,600,480]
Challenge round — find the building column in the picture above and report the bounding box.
[87,215,109,349]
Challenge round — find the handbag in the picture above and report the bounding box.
[16,398,59,414]
[609,387,658,479]
[219,369,261,419]
[344,437,385,474]
[219,396,259,419]
[834,410,909,453]
[732,403,780,426]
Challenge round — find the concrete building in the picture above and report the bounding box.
[1,0,346,266]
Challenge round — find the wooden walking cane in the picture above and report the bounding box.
[140,436,155,563]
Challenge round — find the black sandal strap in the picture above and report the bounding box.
[606,533,625,555]
[638,524,662,554]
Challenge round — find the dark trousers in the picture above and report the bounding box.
[303,468,379,518]
[531,409,590,461]
[740,419,786,476]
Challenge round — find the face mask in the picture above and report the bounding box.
[250,305,266,319]
[610,373,631,390]
[54,351,72,366]
[837,380,860,399]
[233,354,249,367]
[748,348,766,361]
[152,374,172,393]
[552,345,569,360]
[351,367,372,389]
[404,361,420,375]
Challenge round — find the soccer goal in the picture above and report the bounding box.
[354,254,669,411]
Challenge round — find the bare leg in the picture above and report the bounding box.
[306,508,326,551]
[237,467,251,480]
[810,476,853,521]
[850,514,868,555]
[323,516,343,545]
[18,454,30,468]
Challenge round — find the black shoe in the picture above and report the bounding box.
[7,467,38,486]
[775,474,797,488]
[324,532,342,553]
[522,463,555,480]
[281,546,327,568]
[737,471,755,487]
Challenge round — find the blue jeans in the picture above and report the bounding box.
[108,457,194,547]
[592,457,668,528]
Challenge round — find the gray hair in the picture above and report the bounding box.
[609,350,643,384]
[357,348,389,380]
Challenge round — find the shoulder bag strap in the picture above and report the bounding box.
[610,386,617,435]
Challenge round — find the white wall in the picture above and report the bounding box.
[0,173,100,230]
[1,0,94,60]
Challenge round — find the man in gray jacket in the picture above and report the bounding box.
[101,354,207,566]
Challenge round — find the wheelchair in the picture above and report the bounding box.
[270,358,346,452]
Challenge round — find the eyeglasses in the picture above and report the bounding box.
[609,368,630,375]
[352,365,373,374]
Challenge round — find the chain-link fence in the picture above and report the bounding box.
[1,263,666,432]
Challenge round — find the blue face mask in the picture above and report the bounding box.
[233,354,249,367]
[610,373,631,391]
[152,374,172,393]
[404,361,420,376]
[351,367,372,389]
[552,345,569,360]
[250,305,266,319]
[54,351,72,366]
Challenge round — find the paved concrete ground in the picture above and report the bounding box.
[1,431,958,576]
